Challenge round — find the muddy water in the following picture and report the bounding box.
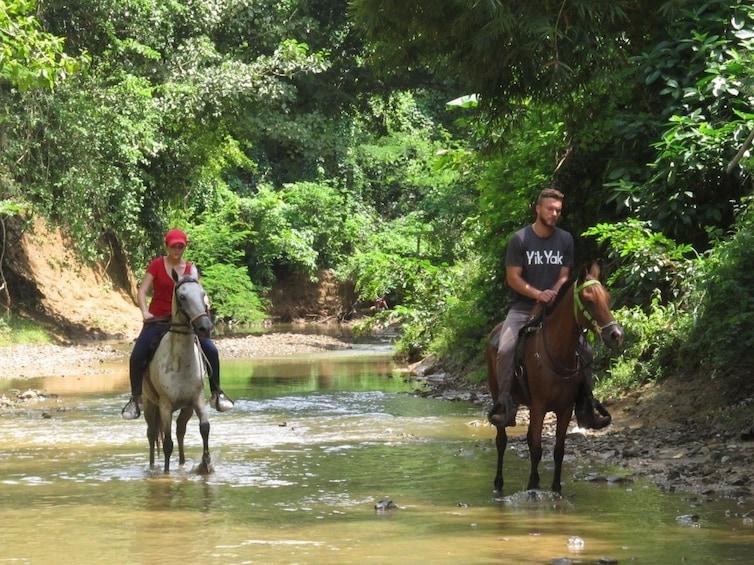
[1,342,752,564]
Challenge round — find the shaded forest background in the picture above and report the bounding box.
[2,0,754,403]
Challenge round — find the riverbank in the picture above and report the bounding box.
[0,332,358,379]
[1,334,753,504]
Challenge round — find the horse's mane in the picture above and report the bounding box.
[173,272,200,287]
[543,267,590,315]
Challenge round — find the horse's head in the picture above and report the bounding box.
[574,263,623,350]
[171,270,212,337]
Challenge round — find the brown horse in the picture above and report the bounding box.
[486,263,623,494]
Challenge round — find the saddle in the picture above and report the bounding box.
[142,316,210,373]
[512,307,546,398]
[510,308,602,417]
[144,315,172,366]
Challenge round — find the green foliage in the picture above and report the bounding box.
[180,195,252,269]
[602,295,687,395]
[342,209,476,360]
[200,263,267,325]
[0,0,85,90]
[583,220,697,307]
[607,1,754,246]
[280,181,357,268]
[15,74,161,263]
[426,255,491,369]
[235,185,319,284]
[0,314,50,346]
[603,201,754,393]
[351,0,647,116]
[683,199,754,370]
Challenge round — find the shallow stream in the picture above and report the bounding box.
[0,339,751,564]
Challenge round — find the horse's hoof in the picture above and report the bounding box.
[194,463,213,475]
[592,413,611,430]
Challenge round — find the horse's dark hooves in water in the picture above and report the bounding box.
[486,263,623,494]
[194,459,214,475]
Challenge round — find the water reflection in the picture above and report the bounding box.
[0,343,752,564]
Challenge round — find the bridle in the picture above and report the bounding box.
[533,278,616,380]
[573,279,621,338]
[169,277,210,334]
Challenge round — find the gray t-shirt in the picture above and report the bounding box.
[505,225,574,310]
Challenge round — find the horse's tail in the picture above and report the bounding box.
[144,369,166,447]
[156,414,165,447]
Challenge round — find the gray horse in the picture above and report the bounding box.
[142,271,213,474]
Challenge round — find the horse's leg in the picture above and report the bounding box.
[144,402,158,469]
[551,408,571,493]
[487,330,506,493]
[493,426,508,494]
[526,407,545,490]
[194,406,212,474]
[176,408,192,466]
[160,403,174,474]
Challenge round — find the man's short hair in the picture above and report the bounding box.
[537,188,564,203]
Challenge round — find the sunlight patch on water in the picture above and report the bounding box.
[242,390,392,416]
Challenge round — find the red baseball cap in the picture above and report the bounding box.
[165,228,187,247]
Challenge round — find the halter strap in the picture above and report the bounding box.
[170,277,210,333]
[574,279,608,334]
[534,278,616,381]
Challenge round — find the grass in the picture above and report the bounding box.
[0,315,51,346]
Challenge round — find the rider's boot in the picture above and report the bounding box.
[576,366,611,430]
[590,397,612,429]
[574,394,594,428]
[210,389,235,412]
[121,395,142,420]
[488,354,518,427]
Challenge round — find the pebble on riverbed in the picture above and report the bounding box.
[1,389,48,409]
[374,497,397,512]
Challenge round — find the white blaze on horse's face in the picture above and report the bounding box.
[174,277,212,337]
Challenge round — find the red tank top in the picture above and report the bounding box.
[146,257,193,317]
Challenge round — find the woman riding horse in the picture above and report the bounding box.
[143,271,214,473]
[122,228,234,420]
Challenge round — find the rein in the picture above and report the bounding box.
[169,278,210,334]
[534,278,609,380]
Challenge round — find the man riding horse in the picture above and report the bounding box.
[488,188,610,430]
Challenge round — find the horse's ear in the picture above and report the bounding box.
[587,261,601,280]
[576,263,589,283]
[171,268,179,282]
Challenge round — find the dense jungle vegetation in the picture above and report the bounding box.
[3,0,754,394]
